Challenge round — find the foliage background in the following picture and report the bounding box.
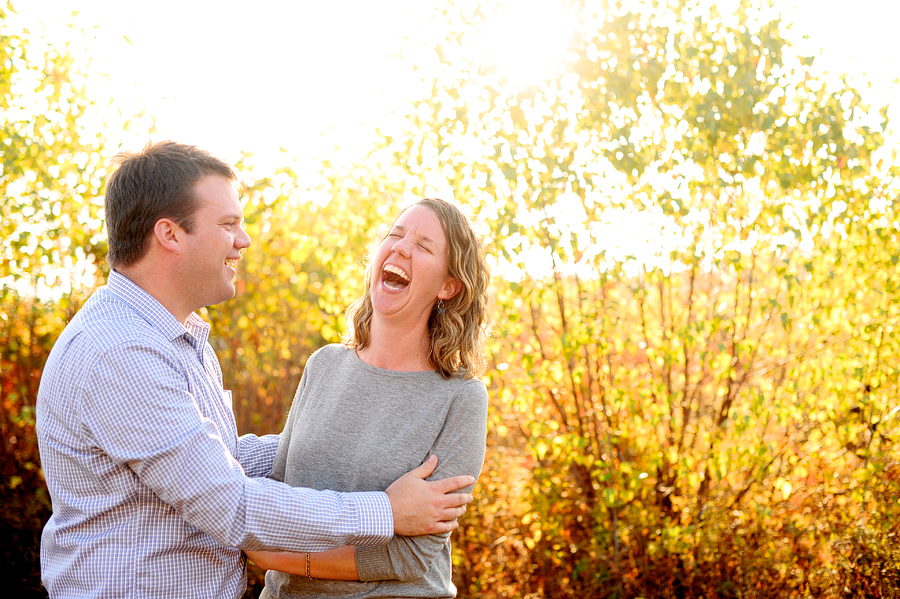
[2,0,898,597]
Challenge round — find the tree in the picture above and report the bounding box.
[0,2,127,594]
[4,0,897,596]
[1,3,112,293]
[355,0,899,595]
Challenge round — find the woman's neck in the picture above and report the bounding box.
[357,317,432,372]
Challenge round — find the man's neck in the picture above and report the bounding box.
[114,265,194,326]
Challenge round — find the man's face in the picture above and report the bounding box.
[178,174,251,310]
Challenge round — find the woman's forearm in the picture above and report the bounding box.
[245,546,360,580]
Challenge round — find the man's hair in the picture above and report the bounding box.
[344,198,493,379]
[104,141,237,269]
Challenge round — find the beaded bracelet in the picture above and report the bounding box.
[305,552,313,580]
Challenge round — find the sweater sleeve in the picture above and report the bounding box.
[354,379,488,582]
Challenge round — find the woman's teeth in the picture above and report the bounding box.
[383,264,410,290]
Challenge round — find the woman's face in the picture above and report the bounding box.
[369,204,460,323]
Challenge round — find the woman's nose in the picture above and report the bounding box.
[391,237,411,257]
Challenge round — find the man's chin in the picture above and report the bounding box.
[210,285,237,307]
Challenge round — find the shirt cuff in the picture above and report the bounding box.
[349,491,393,546]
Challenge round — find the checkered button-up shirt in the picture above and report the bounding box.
[37,271,392,599]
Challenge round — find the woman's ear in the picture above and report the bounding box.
[439,277,463,300]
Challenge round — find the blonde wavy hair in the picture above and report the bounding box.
[343,198,492,379]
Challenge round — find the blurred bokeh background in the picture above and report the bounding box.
[2,0,898,596]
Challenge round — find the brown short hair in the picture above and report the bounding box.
[344,198,493,379]
[104,141,237,268]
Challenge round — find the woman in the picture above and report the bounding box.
[247,197,492,598]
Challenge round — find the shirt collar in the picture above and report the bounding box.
[106,270,211,348]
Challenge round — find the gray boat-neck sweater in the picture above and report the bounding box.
[262,344,488,599]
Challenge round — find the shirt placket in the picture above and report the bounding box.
[181,332,239,456]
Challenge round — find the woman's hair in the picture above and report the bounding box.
[344,198,492,379]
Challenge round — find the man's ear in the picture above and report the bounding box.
[153,218,185,255]
[439,277,463,300]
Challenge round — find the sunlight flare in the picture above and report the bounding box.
[485,0,574,86]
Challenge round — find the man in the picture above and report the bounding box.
[36,141,474,598]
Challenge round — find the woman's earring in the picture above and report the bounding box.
[436,299,445,314]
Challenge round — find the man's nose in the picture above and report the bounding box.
[236,225,252,249]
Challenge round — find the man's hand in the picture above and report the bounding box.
[385,455,475,536]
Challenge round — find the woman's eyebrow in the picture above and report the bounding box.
[416,233,438,246]
[389,224,438,246]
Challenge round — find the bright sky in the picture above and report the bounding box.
[15,0,437,173]
[15,0,898,176]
